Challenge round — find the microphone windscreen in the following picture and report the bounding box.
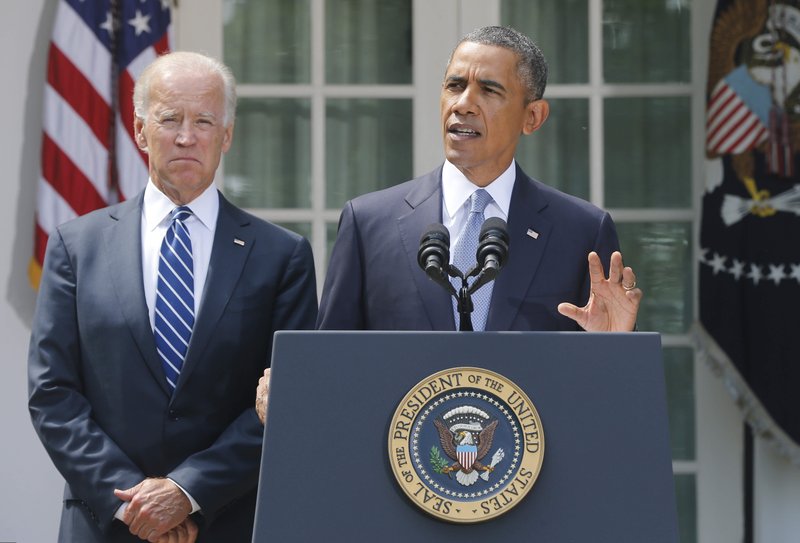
[479,217,508,241]
[477,217,509,270]
[418,223,451,271]
[419,223,450,246]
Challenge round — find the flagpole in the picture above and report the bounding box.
[108,0,120,200]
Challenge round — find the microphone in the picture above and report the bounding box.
[469,217,509,293]
[417,224,456,294]
[417,219,509,331]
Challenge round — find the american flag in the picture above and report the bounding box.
[705,66,770,156]
[30,0,171,288]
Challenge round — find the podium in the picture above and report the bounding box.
[253,331,678,542]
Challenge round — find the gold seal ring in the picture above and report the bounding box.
[623,280,637,291]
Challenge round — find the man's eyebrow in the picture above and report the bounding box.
[479,78,506,92]
[444,75,506,92]
[154,108,178,118]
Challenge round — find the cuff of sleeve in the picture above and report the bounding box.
[169,478,201,514]
[114,502,127,521]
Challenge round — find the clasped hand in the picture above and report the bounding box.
[256,367,271,425]
[114,478,196,543]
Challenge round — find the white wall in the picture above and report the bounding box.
[3,2,800,543]
[691,2,743,541]
[0,1,62,541]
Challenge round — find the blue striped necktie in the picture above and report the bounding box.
[154,206,194,392]
[451,189,493,331]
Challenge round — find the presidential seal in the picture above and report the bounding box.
[388,367,544,523]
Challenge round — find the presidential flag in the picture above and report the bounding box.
[698,0,800,463]
[30,0,171,288]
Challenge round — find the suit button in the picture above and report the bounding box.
[169,409,179,420]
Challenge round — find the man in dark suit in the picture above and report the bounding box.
[317,26,641,332]
[28,51,318,542]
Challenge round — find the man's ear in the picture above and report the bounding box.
[522,99,549,135]
[134,117,147,151]
[221,122,234,154]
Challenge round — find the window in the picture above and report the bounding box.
[503,1,696,540]
[216,0,413,282]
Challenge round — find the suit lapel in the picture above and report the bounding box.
[397,167,455,330]
[487,165,553,331]
[104,193,171,397]
[174,193,252,394]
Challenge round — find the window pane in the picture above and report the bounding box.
[326,98,412,208]
[501,0,588,84]
[603,0,690,83]
[223,0,311,84]
[515,98,589,200]
[664,347,695,460]
[325,0,412,84]
[605,97,691,208]
[674,474,697,543]
[327,222,339,266]
[224,98,311,208]
[616,222,692,334]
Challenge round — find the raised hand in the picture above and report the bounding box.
[557,251,641,332]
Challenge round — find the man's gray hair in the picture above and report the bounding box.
[450,26,548,102]
[133,51,237,126]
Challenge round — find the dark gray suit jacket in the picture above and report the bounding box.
[28,190,318,542]
[317,163,619,331]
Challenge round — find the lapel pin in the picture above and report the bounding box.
[234,238,245,246]
[526,229,539,240]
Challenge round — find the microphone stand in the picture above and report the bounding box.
[455,281,474,332]
[449,264,493,332]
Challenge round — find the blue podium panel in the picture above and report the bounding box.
[253,331,678,543]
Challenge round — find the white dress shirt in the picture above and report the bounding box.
[441,159,516,261]
[141,180,219,329]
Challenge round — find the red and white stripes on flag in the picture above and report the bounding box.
[457,447,477,470]
[706,77,769,156]
[30,0,171,288]
[767,105,794,178]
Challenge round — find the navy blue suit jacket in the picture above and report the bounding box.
[317,164,619,331]
[28,191,318,541]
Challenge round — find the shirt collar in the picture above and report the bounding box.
[441,159,516,218]
[143,180,220,232]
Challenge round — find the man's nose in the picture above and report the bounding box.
[452,85,478,115]
[175,122,197,145]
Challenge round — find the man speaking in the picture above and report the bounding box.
[316,26,641,332]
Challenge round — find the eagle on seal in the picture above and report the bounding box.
[434,415,498,486]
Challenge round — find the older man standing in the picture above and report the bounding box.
[28,52,318,542]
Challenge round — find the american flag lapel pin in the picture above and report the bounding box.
[234,238,245,246]
[526,228,539,240]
